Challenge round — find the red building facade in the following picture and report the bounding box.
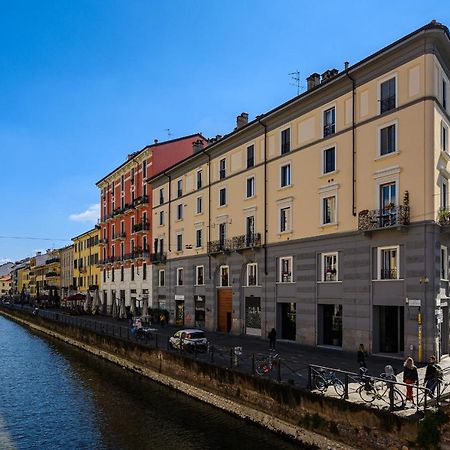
[96,134,207,314]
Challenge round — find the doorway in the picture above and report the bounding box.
[175,301,184,326]
[379,305,404,353]
[321,304,342,347]
[278,302,296,340]
[217,288,232,332]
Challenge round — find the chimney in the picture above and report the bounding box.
[236,112,249,129]
[344,61,349,71]
[153,139,158,144]
[36,251,41,256]
[306,73,320,90]
[192,139,204,154]
[321,68,338,83]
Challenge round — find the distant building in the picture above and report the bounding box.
[0,275,11,296]
[59,244,74,299]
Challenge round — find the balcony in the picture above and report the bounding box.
[358,205,410,232]
[134,195,149,208]
[132,221,150,233]
[78,266,87,273]
[438,208,450,226]
[208,233,262,254]
[99,238,108,245]
[45,257,60,265]
[45,271,59,278]
[112,232,126,241]
[124,203,136,215]
[150,252,167,264]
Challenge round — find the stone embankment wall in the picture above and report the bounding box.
[1,309,424,450]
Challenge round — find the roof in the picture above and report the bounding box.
[71,226,100,242]
[0,262,15,277]
[147,20,450,184]
[95,133,207,186]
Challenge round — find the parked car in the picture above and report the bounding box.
[169,329,208,352]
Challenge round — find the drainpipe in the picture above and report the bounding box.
[256,117,268,276]
[201,148,212,279]
[162,172,172,252]
[344,62,357,217]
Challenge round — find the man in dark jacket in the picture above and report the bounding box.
[424,355,439,397]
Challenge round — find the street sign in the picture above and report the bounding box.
[408,299,421,307]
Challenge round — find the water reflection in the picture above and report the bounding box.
[0,317,304,450]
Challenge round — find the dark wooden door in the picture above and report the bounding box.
[217,288,232,332]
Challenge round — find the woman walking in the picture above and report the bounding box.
[403,357,419,405]
[357,344,367,369]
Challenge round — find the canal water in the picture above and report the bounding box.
[0,316,306,450]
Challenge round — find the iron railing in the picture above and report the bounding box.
[358,205,410,231]
[150,252,167,264]
[208,233,262,254]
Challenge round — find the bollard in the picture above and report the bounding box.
[389,382,394,411]
[344,373,349,399]
[277,358,281,382]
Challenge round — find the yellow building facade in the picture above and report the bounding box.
[72,227,101,293]
[149,22,450,360]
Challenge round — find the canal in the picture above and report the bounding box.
[0,316,306,450]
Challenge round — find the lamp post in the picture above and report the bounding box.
[419,276,429,362]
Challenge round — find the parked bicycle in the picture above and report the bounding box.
[314,369,345,397]
[357,373,405,408]
[255,352,279,375]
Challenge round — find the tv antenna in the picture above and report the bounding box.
[165,128,172,138]
[289,70,302,96]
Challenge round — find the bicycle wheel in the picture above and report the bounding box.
[333,379,345,397]
[392,388,406,409]
[358,384,376,403]
[314,375,327,392]
[256,361,269,376]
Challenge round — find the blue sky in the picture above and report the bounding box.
[0,0,448,262]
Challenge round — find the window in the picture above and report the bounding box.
[143,263,147,281]
[247,263,257,286]
[131,264,135,281]
[323,107,336,137]
[196,265,204,285]
[247,145,255,168]
[380,123,396,155]
[131,216,135,231]
[380,77,396,113]
[218,223,226,247]
[378,246,399,280]
[280,163,291,187]
[196,170,203,189]
[195,229,202,248]
[441,246,449,280]
[176,268,183,286]
[323,147,336,174]
[443,78,447,110]
[159,211,164,226]
[322,253,338,281]
[245,215,255,245]
[111,268,115,282]
[159,270,165,287]
[442,179,448,209]
[219,265,230,286]
[142,160,147,179]
[281,128,291,154]
[442,122,448,152]
[120,266,124,282]
[177,179,183,198]
[219,187,227,206]
[196,196,203,214]
[322,195,336,225]
[131,168,135,185]
[177,203,183,220]
[121,175,124,191]
[159,188,164,205]
[176,234,183,252]
[246,177,255,198]
[279,257,293,283]
[219,158,226,180]
[379,182,396,210]
[280,206,291,232]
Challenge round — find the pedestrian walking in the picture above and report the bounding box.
[160,313,166,327]
[403,357,418,404]
[357,344,367,369]
[424,355,442,397]
[268,328,276,350]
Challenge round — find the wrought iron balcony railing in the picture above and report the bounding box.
[45,271,59,278]
[358,205,410,231]
[99,238,108,245]
[380,268,398,280]
[323,123,335,137]
[150,252,167,264]
[134,195,149,207]
[112,232,126,241]
[208,233,262,254]
[132,222,150,233]
[438,208,450,226]
[45,257,60,265]
[380,95,396,114]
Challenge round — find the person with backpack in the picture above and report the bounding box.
[424,355,442,397]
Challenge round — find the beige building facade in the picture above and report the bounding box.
[149,22,450,361]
